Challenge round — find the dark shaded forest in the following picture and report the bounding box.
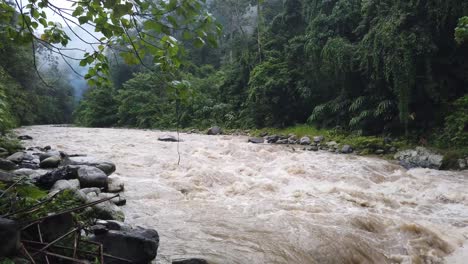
[0,0,467,149]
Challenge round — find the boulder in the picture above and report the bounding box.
[87,193,124,221]
[248,137,264,144]
[106,177,124,193]
[13,168,48,181]
[207,126,222,135]
[7,152,25,164]
[81,187,101,195]
[306,146,319,151]
[77,166,108,188]
[39,151,61,162]
[40,156,61,169]
[36,166,79,189]
[300,137,311,145]
[394,147,443,170]
[158,135,179,142]
[276,139,289,144]
[0,217,20,257]
[99,192,127,206]
[313,136,324,143]
[50,179,80,195]
[17,135,33,140]
[0,158,17,171]
[64,156,116,176]
[341,145,353,154]
[173,259,208,264]
[90,227,159,264]
[259,132,268,137]
[96,162,116,176]
[375,149,385,155]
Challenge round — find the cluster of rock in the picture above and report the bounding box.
[1,135,211,263]
[394,147,445,170]
[248,134,358,154]
[0,138,161,263]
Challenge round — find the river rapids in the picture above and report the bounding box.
[16,126,468,264]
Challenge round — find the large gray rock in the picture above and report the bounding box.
[90,227,159,264]
[313,136,324,143]
[38,150,61,162]
[7,152,25,164]
[87,193,124,221]
[50,179,80,194]
[158,135,179,142]
[39,156,61,169]
[0,158,17,171]
[106,177,124,193]
[64,156,116,176]
[394,147,444,170]
[35,166,79,189]
[98,192,127,206]
[341,145,353,154]
[0,217,20,257]
[248,137,264,144]
[207,126,222,135]
[77,166,108,188]
[13,168,48,181]
[300,137,311,145]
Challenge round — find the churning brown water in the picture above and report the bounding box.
[17,126,468,264]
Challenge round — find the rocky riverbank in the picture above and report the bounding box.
[0,134,204,264]
[196,126,467,171]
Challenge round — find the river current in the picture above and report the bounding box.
[16,126,468,264]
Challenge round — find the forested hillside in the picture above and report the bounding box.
[74,0,468,148]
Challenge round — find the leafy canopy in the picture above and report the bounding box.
[0,0,221,85]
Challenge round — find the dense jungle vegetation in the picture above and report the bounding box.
[0,0,467,150]
[74,0,468,149]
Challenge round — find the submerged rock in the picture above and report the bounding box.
[17,135,33,140]
[207,126,222,135]
[173,259,208,264]
[90,226,159,263]
[158,135,179,142]
[394,147,443,170]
